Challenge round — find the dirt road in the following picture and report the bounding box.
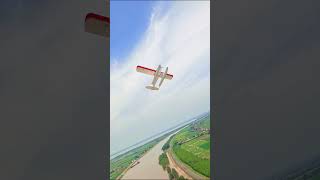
[166,151,193,179]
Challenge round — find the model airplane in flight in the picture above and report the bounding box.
[136,65,173,90]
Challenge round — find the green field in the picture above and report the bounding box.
[111,113,211,179]
[170,113,211,177]
[181,135,210,159]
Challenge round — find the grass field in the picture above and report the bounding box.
[170,113,211,177]
[181,135,210,160]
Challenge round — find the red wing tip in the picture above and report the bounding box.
[137,65,156,71]
[136,65,147,68]
[136,65,173,77]
[85,13,110,23]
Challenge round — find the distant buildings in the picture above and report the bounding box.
[190,126,209,133]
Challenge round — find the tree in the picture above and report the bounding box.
[162,135,174,151]
[158,153,169,170]
[162,142,170,151]
[172,168,179,179]
[169,173,174,180]
[167,167,172,174]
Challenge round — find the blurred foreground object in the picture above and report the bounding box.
[85,13,109,37]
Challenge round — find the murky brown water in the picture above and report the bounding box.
[121,135,172,180]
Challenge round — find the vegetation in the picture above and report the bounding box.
[110,142,156,179]
[172,168,179,179]
[199,140,210,150]
[180,135,210,159]
[173,144,210,177]
[197,115,210,129]
[169,170,174,180]
[110,133,170,180]
[159,152,169,170]
[178,175,187,180]
[162,135,174,151]
[166,167,186,180]
[110,113,210,179]
[170,113,211,178]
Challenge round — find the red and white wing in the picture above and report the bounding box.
[85,13,110,37]
[136,66,173,80]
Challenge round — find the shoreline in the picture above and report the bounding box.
[116,145,152,180]
[167,149,210,180]
[113,124,195,179]
[119,135,173,180]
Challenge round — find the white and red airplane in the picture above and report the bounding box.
[136,65,173,90]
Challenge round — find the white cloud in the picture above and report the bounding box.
[110,1,210,154]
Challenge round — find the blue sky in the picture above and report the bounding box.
[110,1,210,155]
[110,1,155,62]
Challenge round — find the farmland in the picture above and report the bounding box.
[110,116,202,179]
[169,113,211,178]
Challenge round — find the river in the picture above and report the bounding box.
[121,135,173,180]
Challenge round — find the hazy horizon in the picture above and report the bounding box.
[111,111,209,159]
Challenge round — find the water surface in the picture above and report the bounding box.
[121,135,171,179]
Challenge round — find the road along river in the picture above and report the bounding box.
[121,134,174,179]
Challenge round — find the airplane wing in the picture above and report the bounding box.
[85,13,110,37]
[136,66,173,80]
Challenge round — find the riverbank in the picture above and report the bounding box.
[165,114,211,179]
[120,135,172,179]
[168,149,209,180]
